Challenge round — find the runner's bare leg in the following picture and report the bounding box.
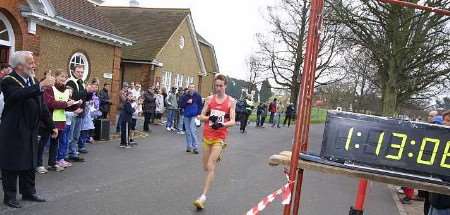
[202,145,222,196]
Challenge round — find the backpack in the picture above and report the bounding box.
[236,99,246,113]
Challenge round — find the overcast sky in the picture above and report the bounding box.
[102,0,274,80]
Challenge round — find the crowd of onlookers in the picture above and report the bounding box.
[398,110,450,215]
[235,95,296,133]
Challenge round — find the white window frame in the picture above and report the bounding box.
[69,52,89,81]
[0,12,15,62]
[179,74,184,88]
[162,71,172,90]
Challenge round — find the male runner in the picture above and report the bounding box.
[193,74,236,210]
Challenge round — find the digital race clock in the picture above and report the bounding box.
[320,111,450,182]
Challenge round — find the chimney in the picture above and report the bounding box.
[130,0,139,7]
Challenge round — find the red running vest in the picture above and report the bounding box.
[203,95,232,140]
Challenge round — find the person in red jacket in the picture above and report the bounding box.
[269,98,277,124]
[42,69,79,172]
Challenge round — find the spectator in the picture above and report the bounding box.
[99,83,112,119]
[78,79,100,154]
[180,84,203,154]
[269,98,278,124]
[0,64,12,122]
[129,94,140,145]
[272,102,282,128]
[119,93,135,148]
[174,87,183,132]
[0,51,53,208]
[40,69,78,173]
[240,94,254,133]
[66,65,93,162]
[142,87,156,131]
[155,88,165,124]
[235,91,247,123]
[256,102,268,128]
[177,88,188,134]
[166,87,178,131]
[284,103,296,127]
[116,83,129,132]
[427,110,450,215]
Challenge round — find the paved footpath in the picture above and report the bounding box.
[0,124,400,215]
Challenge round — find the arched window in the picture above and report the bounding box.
[0,12,15,64]
[69,52,89,80]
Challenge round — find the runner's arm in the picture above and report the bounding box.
[199,96,212,122]
[223,99,236,128]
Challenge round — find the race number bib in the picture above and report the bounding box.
[209,109,226,125]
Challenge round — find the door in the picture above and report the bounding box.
[0,45,10,66]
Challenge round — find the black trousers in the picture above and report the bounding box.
[143,112,154,131]
[101,111,108,119]
[240,113,250,132]
[120,121,130,145]
[1,169,36,201]
[37,134,58,167]
[284,115,293,127]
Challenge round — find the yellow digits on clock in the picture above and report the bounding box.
[440,141,450,168]
[417,138,440,165]
[345,128,354,151]
[375,132,385,156]
[386,133,407,160]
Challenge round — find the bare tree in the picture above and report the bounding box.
[246,55,264,95]
[256,0,343,105]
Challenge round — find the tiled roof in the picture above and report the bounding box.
[99,6,190,61]
[49,0,120,36]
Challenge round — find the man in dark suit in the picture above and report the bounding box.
[0,51,55,208]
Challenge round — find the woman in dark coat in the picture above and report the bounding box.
[142,87,156,131]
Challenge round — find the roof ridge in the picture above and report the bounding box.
[99,6,191,11]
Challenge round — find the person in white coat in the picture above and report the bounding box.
[155,88,165,124]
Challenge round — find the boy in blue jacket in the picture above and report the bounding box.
[180,84,203,154]
[120,93,135,148]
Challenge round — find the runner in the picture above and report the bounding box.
[193,74,236,210]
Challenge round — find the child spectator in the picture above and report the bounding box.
[120,93,135,148]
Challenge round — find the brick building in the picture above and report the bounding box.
[99,6,220,97]
[0,0,133,119]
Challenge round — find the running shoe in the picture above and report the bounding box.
[36,166,48,174]
[60,160,72,167]
[177,131,185,135]
[193,198,205,210]
[48,164,64,172]
[166,127,171,131]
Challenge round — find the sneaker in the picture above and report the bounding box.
[177,131,185,135]
[79,148,88,154]
[36,166,48,174]
[401,197,412,204]
[186,148,191,153]
[130,141,138,146]
[126,145,132,149]
[68,156,85,162]
[60,160,72,167]
[48,164,64,172]
[193,198,205,210]
[166,127,171,131]
[193,149,199,154]
[120,144,126,148]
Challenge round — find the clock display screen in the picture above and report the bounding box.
[320,111,450,181]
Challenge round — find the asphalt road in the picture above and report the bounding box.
[0,123,399,215]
